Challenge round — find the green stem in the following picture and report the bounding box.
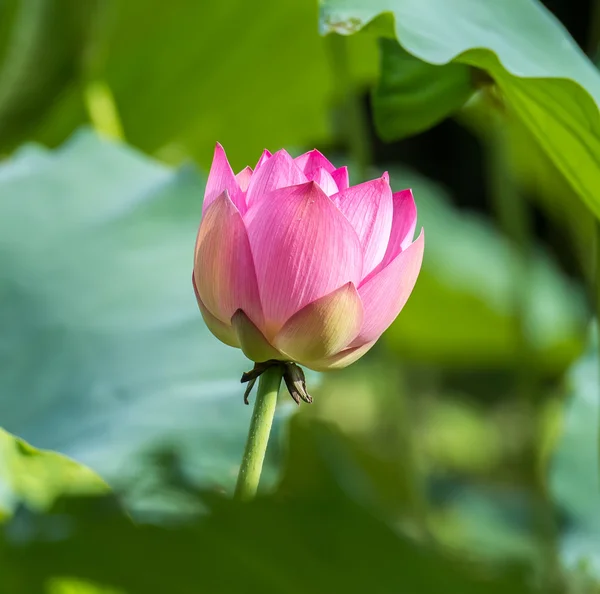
[81,0,123,140]
[584,0,600,500]
[234,366,283,501]
[486,118,533,400]
[394,362,431,542]
[327,34,372,181]
[486,116,562,593]
[83,79,124,140]
[595,219,600,482]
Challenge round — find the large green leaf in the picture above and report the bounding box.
[0,429,107,519]
[0,1,377,170]
[0,130,290,512]
[0,421,535,594]
[384,167,586,369]
[372,38,473,140]
[0,0,100,150]
[320,0,600,219]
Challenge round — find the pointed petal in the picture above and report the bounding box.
[332,176,394,278]
[304,340,376,372]
[203,143,240,213]
[247,181,363,337]
[331,166,349,192]
[236,166,253,192]
[194,191,263,326]
[310,167,338,196]
[380,189,417,269]
[193,274,239,347]
[353,230,424,345]
[294,149,336,176]
[255,149,272,170]
[245,150,307,208]
[274,283,363,363]
[231,310,284,363]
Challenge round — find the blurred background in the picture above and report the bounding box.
[0,0,599,592]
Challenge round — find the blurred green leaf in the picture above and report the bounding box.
[0,129,291,513]
[307,363,541,565]
[0,0,376,169]
[320,0,600,220]
[459,97,595,278]
[0,429,107,518]
[373,38,473,140]
[550,326,600,573]
[0,0,100,150]
[47,578,124,594]
[0,422,535,594]
[384,167,586,369]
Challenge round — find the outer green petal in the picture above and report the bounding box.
[273,283,363,364]
[303,340,377,372]
[231,310,284,363]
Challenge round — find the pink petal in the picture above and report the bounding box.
[331,176,394,279]
[310,167,338,196]
[255,149,272,170]
[245,149,307,209]
[273,283,363,363]
[236,166,253,192]
[203,143,241,213]
[304,340,376,372]
[331,166,349,192]
[231,310,284,363]
[353,230,424,345]
[192,273,239,347]
[194,191,263,327]
[378,189,417,270]
[246,181,363,337]
[294,149,336,177]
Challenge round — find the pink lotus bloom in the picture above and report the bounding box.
[193,144,424,371]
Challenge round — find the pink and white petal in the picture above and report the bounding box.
[231,310,284,363]
[273,283,363,363]
[203,143,239,214]
[378,189,417,270]
[303,340,376,372]
[309,167,338,196]
[331,166,349,192]
[255,149,272,170]
[236,166,253,192]
[194,191,263,326]
[294,149,336,177]
[353,230,424,345]
[331,176,394,278]
[247,181,363,337]
[193,275,239,348]
[245,150,307,208]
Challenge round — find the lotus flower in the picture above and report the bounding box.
[193,144,424,372]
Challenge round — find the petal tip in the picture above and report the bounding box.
[213,142,228,159]
[394,188,415,201]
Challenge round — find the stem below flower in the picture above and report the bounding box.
[234,365,283,500]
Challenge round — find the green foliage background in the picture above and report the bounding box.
[0,0,599,592]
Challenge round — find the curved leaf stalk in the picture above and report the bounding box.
[486,112,563,593]
[326,33,372,181]
[81,0,124,140]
